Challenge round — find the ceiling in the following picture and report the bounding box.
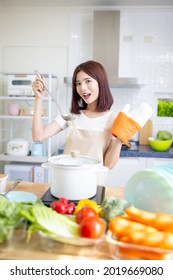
[0,0,173,8]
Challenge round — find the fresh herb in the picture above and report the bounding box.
[157,99,173,117]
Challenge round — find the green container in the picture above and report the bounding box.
[124,162,173,214]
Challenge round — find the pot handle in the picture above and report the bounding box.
[95,166,109,174]
[41,162,50,169]
[95,166,108,186]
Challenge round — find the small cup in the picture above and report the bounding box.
[0,174,8,193]
[8,103,20,116]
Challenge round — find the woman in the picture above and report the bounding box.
[32,60,123,169]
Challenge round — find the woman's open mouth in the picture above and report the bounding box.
[83,93,91,100]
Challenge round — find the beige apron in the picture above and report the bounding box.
[63,112,116,162]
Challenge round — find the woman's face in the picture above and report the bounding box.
[75,70,99,107]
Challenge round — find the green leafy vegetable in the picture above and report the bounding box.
[21,204,80,242]
[157,99,173,117]
[156,130,172,141]
[100,196,130,222]
[0,196,29,243]
[0,194,80,244]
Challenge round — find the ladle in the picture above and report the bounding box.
[0,178,22,200]
[34,70,74,121]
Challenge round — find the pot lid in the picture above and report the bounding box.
[49,150,101,167]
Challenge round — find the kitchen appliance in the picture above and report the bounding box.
[42,153,108,200]
[93,11,138,86]
[41,186,105,207]
[4,163,48,183]
[6,138,29,156]
[5,163,34,182]
[33,165,48,183]
[31,142,46,157]
[7,74,35,96]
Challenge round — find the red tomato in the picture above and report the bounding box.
[79,217,105,239]
[59,197,68,205]
[50,201,58,210]
[75,206,99,224]
[50,201,66,214]
[65,202,75,214]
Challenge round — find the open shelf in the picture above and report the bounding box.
[0,71,58,171]
[0,115,48,120]
[0,96,49,101]
[0,153,48,163]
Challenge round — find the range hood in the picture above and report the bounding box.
[93,11,141,88]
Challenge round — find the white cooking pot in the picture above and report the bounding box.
[42,152,108,200]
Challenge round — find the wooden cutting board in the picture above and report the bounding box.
[139,120,153,145]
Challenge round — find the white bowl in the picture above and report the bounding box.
[0,174,8,193]
[3,191,38,202]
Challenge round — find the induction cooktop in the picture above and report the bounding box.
[41,185,105,207]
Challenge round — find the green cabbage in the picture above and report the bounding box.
[21,204,80,242]
[156,130,172,141]
[100,196,130,222]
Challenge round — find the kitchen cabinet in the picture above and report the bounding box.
[146,158,173,168]
[0,72,58,170]
[107,157,146,188]
[108,157,173,188]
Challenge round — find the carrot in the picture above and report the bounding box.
[108,216,173,250]
[125,206,173,232]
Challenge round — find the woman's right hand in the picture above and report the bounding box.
[32,76,46,99]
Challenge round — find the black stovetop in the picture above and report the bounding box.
[41,185,105,207]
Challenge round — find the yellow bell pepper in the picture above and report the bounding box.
[75,199,100,214]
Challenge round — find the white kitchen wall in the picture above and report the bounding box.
[1,8,70,150]
[66,8,173,138]
[0,6,173,152]
[118,9,173,136]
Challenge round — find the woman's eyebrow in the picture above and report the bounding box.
[76,77,91,83]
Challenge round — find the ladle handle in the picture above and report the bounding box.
[4,178,22,196]
[34,70,63,115]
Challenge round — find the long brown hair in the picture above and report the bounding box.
[71,60,114,114]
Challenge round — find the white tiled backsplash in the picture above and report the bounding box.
[67,9,173,139]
